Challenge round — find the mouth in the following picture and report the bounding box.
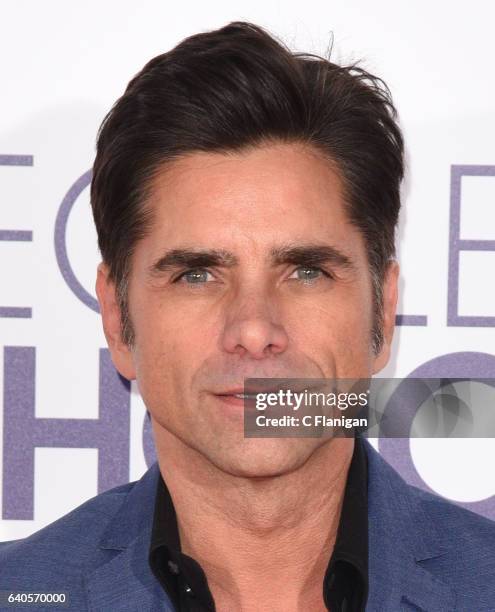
[215,386,290,396]
[213,391,262,409]
[227,392,263,399]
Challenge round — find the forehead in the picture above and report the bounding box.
[142,141,362,253]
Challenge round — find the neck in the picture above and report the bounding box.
[153,423,354,611]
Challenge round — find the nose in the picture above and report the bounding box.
[220,287,289,360]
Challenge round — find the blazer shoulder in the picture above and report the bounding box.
[365,440,495,608]
[408,480,495,600]
[364,437,495,548]
[0,479,135,575]
[412,482,495,541]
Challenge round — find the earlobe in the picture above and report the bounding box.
[95,262,137,381]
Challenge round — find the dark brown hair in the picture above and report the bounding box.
[91,21,404,353]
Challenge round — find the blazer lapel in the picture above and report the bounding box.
[85,462,175,612]
[363,438,456,611]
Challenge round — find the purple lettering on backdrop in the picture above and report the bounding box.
[0,154,34,318]
[448,165,495,326]
[2,347,130,520]
[54,169,99,312]
[378,351,495,521]
[142,410,157,468]
[395,315,427,326]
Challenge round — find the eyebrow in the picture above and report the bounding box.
[271,244,355,270]
[148,243,356,276]
[149,249,238,276]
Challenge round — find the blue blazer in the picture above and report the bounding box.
[1,439,495,611]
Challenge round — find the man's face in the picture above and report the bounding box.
[97,142,398,477]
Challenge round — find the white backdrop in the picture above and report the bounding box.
[1,0,494,540]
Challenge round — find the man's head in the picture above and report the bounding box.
[92,21,403,476]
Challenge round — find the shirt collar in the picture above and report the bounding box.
[324,433,369,611]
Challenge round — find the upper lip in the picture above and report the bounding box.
[215,388,276,395]
[215,387,267,395]
[214,385,314,395]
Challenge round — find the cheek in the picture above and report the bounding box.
[288,287,374,365]
[130,300,179,386]
[291,285,372,335]
[334,303,375,373]
[133,334,194,427]
[132,290,189,350]
[131,297,213,398]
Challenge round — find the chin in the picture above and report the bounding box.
[205,438,315,479]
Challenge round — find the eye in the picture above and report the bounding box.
[289,266,332,283]
[174,268,214,284]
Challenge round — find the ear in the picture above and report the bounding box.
[95,262,136,381]
[372,260,399,374]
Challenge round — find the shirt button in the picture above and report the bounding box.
[167,560,180,575]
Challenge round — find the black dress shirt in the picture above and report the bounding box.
[149,434,369,611]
